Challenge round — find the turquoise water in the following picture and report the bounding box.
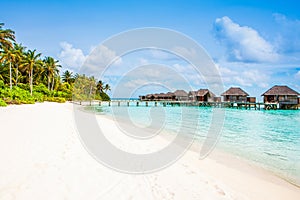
[92,103,300,185]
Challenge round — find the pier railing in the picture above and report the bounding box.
[72,100,299,110]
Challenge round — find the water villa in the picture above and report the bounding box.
[221,87,249,102]
[188,89,219,102]
[262,85,300,109]
[135,85,299,110]
[174,90,189,101]
[140,89,219,102]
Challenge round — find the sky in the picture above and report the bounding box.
[1,0,300,99]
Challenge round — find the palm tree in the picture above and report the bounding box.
[0,62,9,82]
[20,50,42,95]
[62,70,74,84]
[13,43,26,86]
[96,80,104,93]
[0,47,16,90]
[89,76,97,98]
[43,56,61,91]
[0,23,15,50]
[104,83,111,93]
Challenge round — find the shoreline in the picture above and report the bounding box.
[0,102,299,199]
[91,106,300,188]
[89,106,300,198]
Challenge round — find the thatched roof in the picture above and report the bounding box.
[221,87,249,96]
[188,91,197,96]
[174,90,188,96]
[166,92,175,96]
[197,89,216,97]
[261,85,299,96]
[161,92,175,97]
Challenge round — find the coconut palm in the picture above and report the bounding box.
[62,70,74,84]
[13,43,26,86]
[0,23,15,50]
[104,83,111,92]
[0,47,16,90]
[43,56,61,90]
[96,80,104,93]
[0,63,9,82]
[74,73,80,80]
[89,76,97,98]
[20,50,42,95]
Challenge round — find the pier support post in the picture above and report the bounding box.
[127,102,129,107]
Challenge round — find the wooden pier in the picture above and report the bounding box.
[74,100,299,110]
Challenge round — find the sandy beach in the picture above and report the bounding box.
[0,102,299,200]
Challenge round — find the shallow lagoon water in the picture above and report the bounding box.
[92,103,300,185]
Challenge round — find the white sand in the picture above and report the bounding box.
[0,102,299,200]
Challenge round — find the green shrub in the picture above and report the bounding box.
[44,96,66,103]
[100,92,110,101]
[32,92,44,102]
[0,98,7,107]
[16,83,30,91]
[0,86,36,104]
[33,84,50,95]
[53,90,72,100]
[0,80,5,89]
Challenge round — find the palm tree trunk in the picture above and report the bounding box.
[89,84,93,99]
[9,61,12,90]
[16,66,18,86]
[30,68,33,96]
[48,75,50,90]
[51,76,54,91]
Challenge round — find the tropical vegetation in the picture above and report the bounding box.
[0,23,110,106]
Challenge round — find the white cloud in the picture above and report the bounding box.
[273,13,300,53]
[112,64,194,97]
[295,71,300,79]
[83,45,122,75]
[172,46,197,59]
[239,70,269,88]
[58,42,122,75]
[213,16,278,62]
[219,65,269,88]
[58,42,86,71]
[150,49,178,60]
[139,58,149,66]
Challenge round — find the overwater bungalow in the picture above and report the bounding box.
[139,92,176,101]
[188,89,216,102]
[221,87,249,102]
[162,92,176,101]
[174,90,188,101]
[139,90,188,101]
[188,91,197,101]
[261,85,300,109]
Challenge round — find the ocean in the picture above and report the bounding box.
[90,102,300,185]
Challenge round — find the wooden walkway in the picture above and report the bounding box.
[74,100,300,110]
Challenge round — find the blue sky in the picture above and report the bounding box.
[1,0,300,99]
